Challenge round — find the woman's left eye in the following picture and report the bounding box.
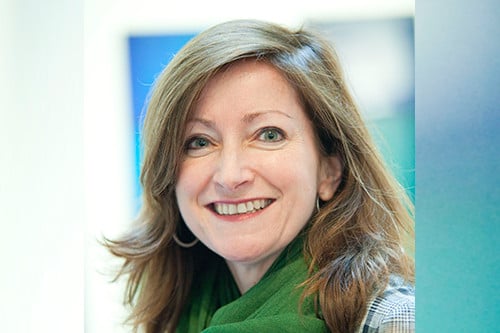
[257,127,285,142]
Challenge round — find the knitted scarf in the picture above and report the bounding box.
[176,237,327,332]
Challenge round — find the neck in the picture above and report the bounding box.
[226,252,281,294]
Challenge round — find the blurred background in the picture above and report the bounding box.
[1,0,497,332]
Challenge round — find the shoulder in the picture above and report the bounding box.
[360,275,415,333]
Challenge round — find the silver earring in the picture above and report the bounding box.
[316,197,321,212]
[173,233,199,248]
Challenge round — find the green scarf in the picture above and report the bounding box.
[176,237,327,332]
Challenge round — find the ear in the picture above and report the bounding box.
[317,155,342,201]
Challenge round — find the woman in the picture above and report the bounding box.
[106,19,415,333]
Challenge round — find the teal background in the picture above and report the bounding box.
[416,0,499,331]
[370,110,415,200]
[313,18,415,201]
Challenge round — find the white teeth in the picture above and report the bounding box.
[254,200,261,209]
[237,203,246,213]
[213,199,271,215]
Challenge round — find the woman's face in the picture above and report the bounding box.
[175,60,338,270]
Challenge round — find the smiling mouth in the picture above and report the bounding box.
[211,199,273,216]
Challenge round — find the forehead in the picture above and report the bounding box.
[209,60,287,87]
[192,60,303,118]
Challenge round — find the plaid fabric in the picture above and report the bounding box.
[360,276,415,333]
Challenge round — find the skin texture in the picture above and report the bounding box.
[175,60,341,293]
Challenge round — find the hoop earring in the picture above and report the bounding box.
[316,197,321,212]
[173,233,199,248]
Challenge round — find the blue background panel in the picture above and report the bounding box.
[128,33,196,203]
[416,0,500,331]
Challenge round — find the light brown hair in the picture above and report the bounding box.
[105,19,414,333]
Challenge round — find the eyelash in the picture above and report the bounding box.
[257,127,286,143]
[183,127,286,152]
[185,136,212,150]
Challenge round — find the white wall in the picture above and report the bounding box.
[0,0,84,332]
[1,1,412,332]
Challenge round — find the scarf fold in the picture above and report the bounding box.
[177,237,327,332]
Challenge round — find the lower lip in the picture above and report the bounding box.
[209,204,271,222]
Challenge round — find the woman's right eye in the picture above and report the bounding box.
[185,136,212,152]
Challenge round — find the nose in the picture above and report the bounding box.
[213,146,254,193]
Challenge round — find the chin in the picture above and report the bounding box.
[213,242,268,264]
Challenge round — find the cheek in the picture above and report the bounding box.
[175,168,190,203]
[175,160,209,204]
[260,147,320,194]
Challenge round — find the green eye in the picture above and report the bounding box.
[186,137,210,149]
[258,128,284,142]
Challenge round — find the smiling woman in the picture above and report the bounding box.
[105,19,414,333]
[176,60,341,292]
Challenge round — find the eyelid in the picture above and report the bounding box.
[256,126,287,142]
[185,134,209,146]
[183,135,216,157]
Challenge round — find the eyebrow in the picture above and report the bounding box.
[186,117,216,130]
[242,110,293,123]
[187,110,293,129]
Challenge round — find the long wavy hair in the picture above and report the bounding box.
[105,19,414,333]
